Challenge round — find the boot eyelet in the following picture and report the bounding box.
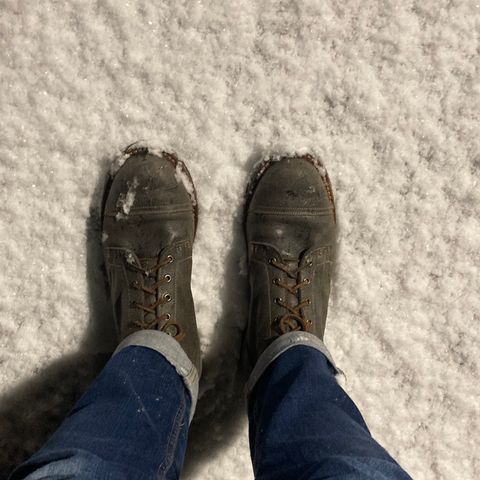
[269,257,277,264]
[272,278,279,285]
[306,298,311,305]
[164,274,172,283]
[164,324,179,337]
[275,297,283,304]
[308,261,313,267]
[167,255,174,263]
[131,280,140,288]
[164,293,172,302]
[165,313,171,320]
[304,278,311,284]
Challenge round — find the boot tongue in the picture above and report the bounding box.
[125,251,159,272]
[276,254,303,314]
[138,256,161,272]
[281,248,312,267]
[133,254,162,326]
[280,252,300,267]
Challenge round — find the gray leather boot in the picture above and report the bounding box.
[102,147,201,375]
[244,154,337,369]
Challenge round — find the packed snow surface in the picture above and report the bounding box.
[0,1,479,479]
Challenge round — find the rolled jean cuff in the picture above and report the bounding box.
[113,330,199,422]
[246,332,341,395]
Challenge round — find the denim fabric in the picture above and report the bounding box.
[12,345,411,480]
[249,345,412,480]
[114,330,199,419]
[247,331,340,394]
[10,346,191,480]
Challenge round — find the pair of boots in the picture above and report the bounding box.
[101,147,336,377]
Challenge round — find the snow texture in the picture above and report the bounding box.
[175,162,198,207]
[0,1,479,479]
[115,176,139,220]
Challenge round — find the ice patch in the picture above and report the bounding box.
[115,177,139,221]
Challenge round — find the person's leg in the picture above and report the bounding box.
[10,331,198,480]
[247,336,412,480]
[11,149,202,479]
[243,155,411,479]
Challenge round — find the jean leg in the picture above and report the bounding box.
[10,346,192,480]
[248,345,412,480]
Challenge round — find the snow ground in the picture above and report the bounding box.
[0,0,479,478]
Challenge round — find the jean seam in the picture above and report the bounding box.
[156,392,186,479]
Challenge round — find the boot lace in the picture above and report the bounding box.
[126,254,185,340]
[269,257,313,334]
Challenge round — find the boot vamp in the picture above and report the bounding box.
[103,152,195,256]
[246,157,335,258]
[247,214,336,259]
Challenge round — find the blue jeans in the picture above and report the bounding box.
[10,343,411,479]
